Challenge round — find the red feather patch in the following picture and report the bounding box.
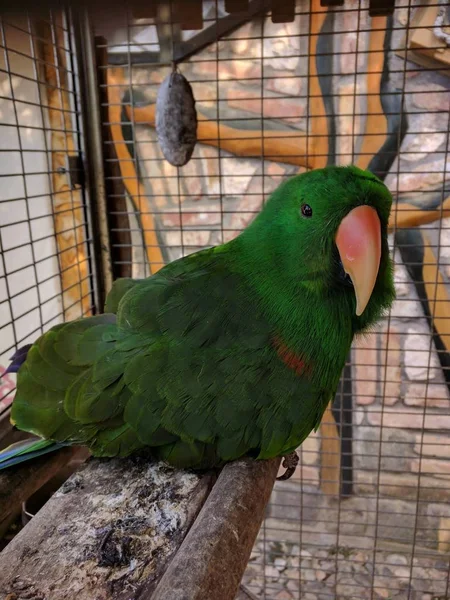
[272,336,312,377]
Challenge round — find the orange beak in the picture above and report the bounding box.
[335,205,381,316]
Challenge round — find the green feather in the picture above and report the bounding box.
[104,278,142,313]
[90,423,144,457]
[75,323,118,364]
[156,439,206,469]
[54,315,116,366]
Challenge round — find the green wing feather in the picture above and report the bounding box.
[11,247,330,469]
[104,278,143,313]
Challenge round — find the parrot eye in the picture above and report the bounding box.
[301,204,313,218]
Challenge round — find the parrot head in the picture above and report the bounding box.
[240,165,395,331]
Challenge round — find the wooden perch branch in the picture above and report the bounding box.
[151,457,280,600]
[0,456,280,599]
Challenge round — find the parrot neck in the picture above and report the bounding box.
[227,236,354,388]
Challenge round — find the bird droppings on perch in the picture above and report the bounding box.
[150,457,281,600]
[0,456,214,599]
[0,456,281,600]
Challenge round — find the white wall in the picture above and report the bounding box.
[0,21,63,411]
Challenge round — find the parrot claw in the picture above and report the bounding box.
[277,451,299,481]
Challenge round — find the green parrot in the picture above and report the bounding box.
[0,166,395,477]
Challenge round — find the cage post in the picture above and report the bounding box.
[73,7,113,309]
[94,36,134,278]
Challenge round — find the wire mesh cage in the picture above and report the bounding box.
[0,13,97,415]
[1,0,450,598]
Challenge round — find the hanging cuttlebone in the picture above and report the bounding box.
[155,66,198,167]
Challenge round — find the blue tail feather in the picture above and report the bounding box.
[0,437,63,470]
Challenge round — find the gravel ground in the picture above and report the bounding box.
[242,540,450,600]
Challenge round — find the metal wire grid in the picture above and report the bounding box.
[92,1,450,599]
[0,12,96,415]
[0,0,448,598]
[95,4,450,272]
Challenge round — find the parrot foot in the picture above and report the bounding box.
[277,451,299,481]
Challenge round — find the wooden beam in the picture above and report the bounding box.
[131,0,158,19]
[172,0,203,30]
[369,0,395,17]
[0,456,280,599]
[151,457,280,600]
[319,405,341,497]
[225,0,249,12]
[271,0,295,23]
[0,457,213,597]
